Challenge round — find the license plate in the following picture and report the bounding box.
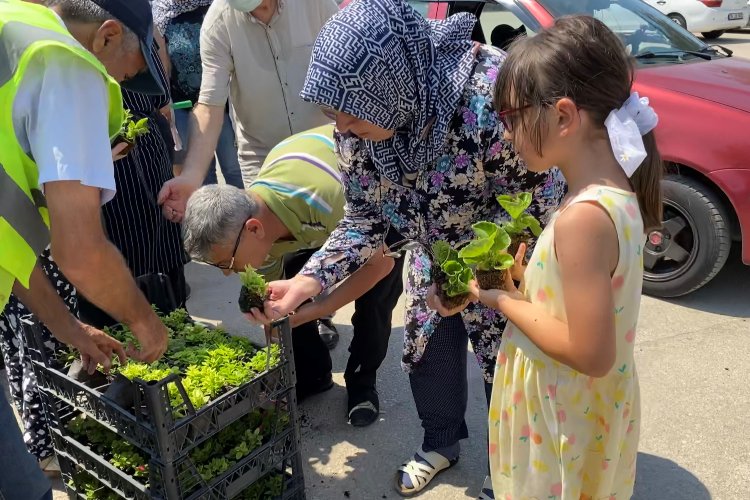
[729,13,744,20]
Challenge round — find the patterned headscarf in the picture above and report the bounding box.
[300,0,477,187]
[152,0,213,33]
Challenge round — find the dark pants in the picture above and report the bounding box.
[283,249,404,404]
[346,255,404,406]
[410,315,493,452]
[77,265,187,328]
[282,251,333,395]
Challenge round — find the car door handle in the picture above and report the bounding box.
[657,0,666,4]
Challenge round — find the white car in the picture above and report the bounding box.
[644,0,748,39]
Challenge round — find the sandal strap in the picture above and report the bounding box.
[348,400,377,418]
[396,448,452,491]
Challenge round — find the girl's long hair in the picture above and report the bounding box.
[494,16,663,230]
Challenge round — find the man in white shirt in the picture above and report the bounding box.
[157,0,339,217]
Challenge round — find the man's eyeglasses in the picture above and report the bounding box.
[498,105,532,132]
[210,218,250,271]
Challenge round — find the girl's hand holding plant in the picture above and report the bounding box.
[511,242,528,282]
[468,271,526,314]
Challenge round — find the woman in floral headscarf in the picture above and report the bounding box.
[251,0,566,496]
[152,0,244,188]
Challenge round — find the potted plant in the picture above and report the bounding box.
[114,109,150,155]
[458,221,515,290]
[238,265,269,314]
[431,240,474,309]
[496,192,543,262]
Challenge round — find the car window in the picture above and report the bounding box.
[406,0,429,17]
[536,0,709,58]
[480,4,537,51]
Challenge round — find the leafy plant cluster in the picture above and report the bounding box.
[497,192,542,239]
[458,221,515,272]
[239,265,268,298]
[237,473,285,500]
[118,109,150,143]
[67,415,149,485]
[68,471,120,500]
[66,405,290,494]
[103,308,281,417]
[431,241,474,298]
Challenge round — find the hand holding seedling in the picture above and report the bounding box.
[58,321,127,374]
[511,242,528,282]
[127,315,169,363]
[246,274,323,325]
[111,142,128,162]
[469,272,526,314]
[158,174,199,223]
[426,283,474,317]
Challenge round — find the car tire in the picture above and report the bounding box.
[701,30,726,40]
[668,13,687,30]
[642,176,731,298]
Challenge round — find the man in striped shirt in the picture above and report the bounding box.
[183,124,404,426]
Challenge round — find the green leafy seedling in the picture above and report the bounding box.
[238,265,269,313]
[497,192,543,239]
[459,221,515,290]
[430,240,474,308]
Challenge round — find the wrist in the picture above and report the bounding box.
[294,274,323,299]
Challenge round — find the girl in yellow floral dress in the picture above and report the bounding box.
[472,16,663,499]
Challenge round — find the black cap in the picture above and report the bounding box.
[90,0,165,95]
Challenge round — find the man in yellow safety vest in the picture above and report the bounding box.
[0,1,170,497]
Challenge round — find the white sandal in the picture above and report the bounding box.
[394,447,458,497]
[478,475,494,500]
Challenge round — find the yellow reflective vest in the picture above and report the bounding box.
[0,0,124,308]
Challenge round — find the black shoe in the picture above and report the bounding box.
[296,372,334,402]
[348,388,379,427]
[317,319,340,350]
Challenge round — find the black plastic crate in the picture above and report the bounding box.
[48,391,296,500]
[25,317,296,461]
[59,445,304,500]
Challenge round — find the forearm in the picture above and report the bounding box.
[55,238,154,329]
[180,103,224,183]
[12,264,78,336]
[297,251,394,323]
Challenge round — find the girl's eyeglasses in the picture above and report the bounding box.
[498,105,531,132]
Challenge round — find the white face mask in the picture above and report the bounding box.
[227,0,263,12]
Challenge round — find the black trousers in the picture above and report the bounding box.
[346,254,404,405]
[410,314,493,451]
[283,249,404,402]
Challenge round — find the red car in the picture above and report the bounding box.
[339,0,750,297]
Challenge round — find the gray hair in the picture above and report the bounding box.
[183,184,258,262]
[46,0,140,51]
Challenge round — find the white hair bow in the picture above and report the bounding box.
[604,92,659,177]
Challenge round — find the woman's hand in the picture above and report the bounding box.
[511,242,528,282]
[245,275,323,325]
[426,283,474,317]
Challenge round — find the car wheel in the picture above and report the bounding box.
[668,13,687,30]
[642,176,731,298]
[701,30,726,40]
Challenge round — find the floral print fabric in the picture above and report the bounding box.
[300,46,566,382]
[489,186,643,498]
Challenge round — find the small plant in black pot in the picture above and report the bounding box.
[431,240,474,309]
[113,109,150,156]
[238,265,269,313]
[459,221,515,290]
[496,192,542,263]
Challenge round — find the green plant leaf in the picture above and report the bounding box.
[519,213,543,237]
[493,253,515,271]
[471,221,499,240]
[239,265,268,296]
[497,192,532,220]
[431,240,454,265]
[458,238,493,262]
[490,225,511,253]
